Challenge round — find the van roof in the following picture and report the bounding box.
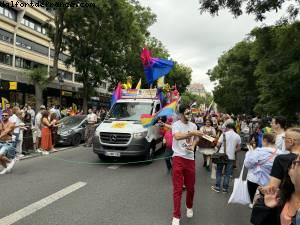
[117,99,160,103]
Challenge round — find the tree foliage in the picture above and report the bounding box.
[63,0,156,112]
[165,63,193,94]
[208,41,258,115]
[27,67,48,109]
[180,92,213,108]
[208,21,300,121]
[199,0,300,21]
[251,22,300,119]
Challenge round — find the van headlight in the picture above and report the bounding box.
[133,131,147,139]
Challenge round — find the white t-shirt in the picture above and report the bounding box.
[218,130,241,160]
[172,120,197,160]
[275,132,287,154]
[87,113,97,123]
[9,114,20,134]
[35,112,42,130]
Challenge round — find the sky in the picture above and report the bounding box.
[138,0,283,92]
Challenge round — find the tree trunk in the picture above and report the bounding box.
[48,10,64,81]
[35,83,44,111]
[83,84,88,114]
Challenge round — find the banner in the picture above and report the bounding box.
[9,81,17,90]
[1,97,9,109]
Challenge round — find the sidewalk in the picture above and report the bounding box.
[19,145,79,161]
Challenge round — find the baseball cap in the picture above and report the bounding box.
[40,105,46,109]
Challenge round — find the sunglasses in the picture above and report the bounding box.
[2,115,9,117]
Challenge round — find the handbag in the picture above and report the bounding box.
[211,133,229,164]
[228,164,251,205]
[250,196,279,225]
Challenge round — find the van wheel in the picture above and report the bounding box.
[145,143,155,163]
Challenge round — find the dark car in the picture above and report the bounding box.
[56,115,89,146]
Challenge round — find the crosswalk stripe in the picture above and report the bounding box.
[0,181,87,225]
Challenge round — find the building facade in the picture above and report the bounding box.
[0,0,111,109]
[187,83,206,97]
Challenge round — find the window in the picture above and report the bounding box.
[21,16,46,35]
[16,36,48,56]
[108,102,153,121]
[15,57,45,69]
[0,52,12,65]
[0,6,17,21]
[58,70,73,81]
[0,28,13,44]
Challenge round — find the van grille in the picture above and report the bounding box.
[100,132,131,144]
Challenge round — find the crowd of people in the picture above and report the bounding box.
[0,103,108,175]
[156,107,299,225]
[1,100,300,224]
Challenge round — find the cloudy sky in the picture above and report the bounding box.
[138,0,283,92]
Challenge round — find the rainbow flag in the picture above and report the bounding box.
[140,101,177,128]
[155,101,177,118]
[140,114,154,128]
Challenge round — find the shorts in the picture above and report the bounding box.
[0,142,16,159]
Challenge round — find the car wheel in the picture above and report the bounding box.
[144,143,155,163]
[72,134,81,146]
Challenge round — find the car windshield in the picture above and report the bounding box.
[60,116,86,126]
[107,102,153,121]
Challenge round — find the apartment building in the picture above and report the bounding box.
[0,0,111,109]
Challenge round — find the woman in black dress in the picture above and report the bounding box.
[22,112,34,154]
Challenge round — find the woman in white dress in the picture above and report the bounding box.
[198,119,217,171]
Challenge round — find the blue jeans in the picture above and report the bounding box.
[215,160,234,191]
[0,142,17,159]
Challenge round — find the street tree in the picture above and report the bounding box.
[64,0,156,112]
[250,22,300,120]
[27,67,48,110]
[207,41,258,114]
[165,63,192,94]
[199,0,300,21]
[180,92,213,109]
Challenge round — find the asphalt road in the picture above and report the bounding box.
[0,147,251,225]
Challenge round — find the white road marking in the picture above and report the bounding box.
[107,165,120,170]
[0,182,87,225]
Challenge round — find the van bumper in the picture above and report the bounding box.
[92,136,150,157]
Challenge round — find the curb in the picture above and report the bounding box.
[19,145,84,161]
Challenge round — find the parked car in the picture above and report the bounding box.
[57,115,100,146]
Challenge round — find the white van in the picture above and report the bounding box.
[93,89,163,161]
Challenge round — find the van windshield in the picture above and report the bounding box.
[107,102,153,121]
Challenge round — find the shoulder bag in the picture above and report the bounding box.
[211,133,229,164]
